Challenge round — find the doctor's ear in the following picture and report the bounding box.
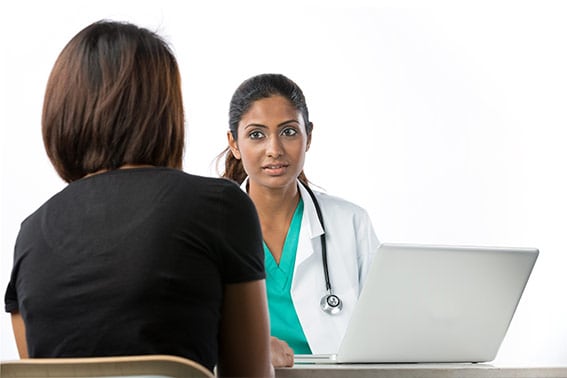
[306,122,313,151]
[227,131,241,159]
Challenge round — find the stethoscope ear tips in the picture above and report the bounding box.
[320,293,343,315]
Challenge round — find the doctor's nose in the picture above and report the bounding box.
[266,136,284,158]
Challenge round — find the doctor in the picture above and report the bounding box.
[221,73,380,364]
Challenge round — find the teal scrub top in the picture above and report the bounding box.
[263,198,312,354]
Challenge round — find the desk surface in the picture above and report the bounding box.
[276,363,567,378]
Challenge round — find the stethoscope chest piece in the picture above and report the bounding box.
[320,293,343,315]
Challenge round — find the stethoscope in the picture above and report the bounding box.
[303,184,343,315]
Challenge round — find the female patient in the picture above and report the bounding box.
[4,20,273,377]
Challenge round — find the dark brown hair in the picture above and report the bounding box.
[219,73,313,186]
[42,20,184,182]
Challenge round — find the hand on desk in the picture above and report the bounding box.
[270,336,294,367]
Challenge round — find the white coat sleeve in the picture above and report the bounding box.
[354,208,380,289]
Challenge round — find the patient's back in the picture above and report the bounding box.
[5,167,264,372]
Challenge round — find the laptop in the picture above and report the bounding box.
[295,242,538,364]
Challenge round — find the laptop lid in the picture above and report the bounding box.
[335,243,538,363]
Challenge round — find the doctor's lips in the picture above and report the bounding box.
[262,163,289,174]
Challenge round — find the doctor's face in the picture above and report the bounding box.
[228,95,311,192]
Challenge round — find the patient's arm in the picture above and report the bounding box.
[11,312,29,358]
[217,280,274,377]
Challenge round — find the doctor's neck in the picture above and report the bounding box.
[247,182,300,218]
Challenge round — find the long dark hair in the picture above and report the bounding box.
[220,73,313,185]
[42,20,184,182]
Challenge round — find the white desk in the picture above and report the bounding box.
[276,363,567,378]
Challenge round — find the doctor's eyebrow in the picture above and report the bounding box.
[243,120,301,129]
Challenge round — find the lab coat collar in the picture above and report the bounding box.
[297,180,325,238]
[295,180,325,268]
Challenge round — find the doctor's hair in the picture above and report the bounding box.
[42,20,185,183]
[220,73,313,186]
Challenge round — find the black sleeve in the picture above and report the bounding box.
[5,230,22,313]
[217,182,265,284]
[4,275,18,313]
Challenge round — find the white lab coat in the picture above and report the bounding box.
[240,178,380,353]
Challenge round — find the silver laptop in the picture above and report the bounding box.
[295,242,538,364]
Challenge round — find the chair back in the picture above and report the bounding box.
[0,354,214,378]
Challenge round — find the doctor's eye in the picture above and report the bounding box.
[248,130,265,140]
[281,127,298,137]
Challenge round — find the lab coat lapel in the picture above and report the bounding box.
[294,181,324,267]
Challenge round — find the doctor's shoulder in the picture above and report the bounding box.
[310,189,372,222]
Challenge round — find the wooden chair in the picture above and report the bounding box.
[0,354,214,378]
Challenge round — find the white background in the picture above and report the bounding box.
[1,0,566,364]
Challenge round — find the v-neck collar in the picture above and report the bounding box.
[264,198,304,289]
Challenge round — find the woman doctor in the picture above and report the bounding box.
[221,73,380,363]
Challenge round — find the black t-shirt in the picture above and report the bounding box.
[4,167,265,372]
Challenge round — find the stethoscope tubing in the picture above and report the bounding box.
[303,183,343,314]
